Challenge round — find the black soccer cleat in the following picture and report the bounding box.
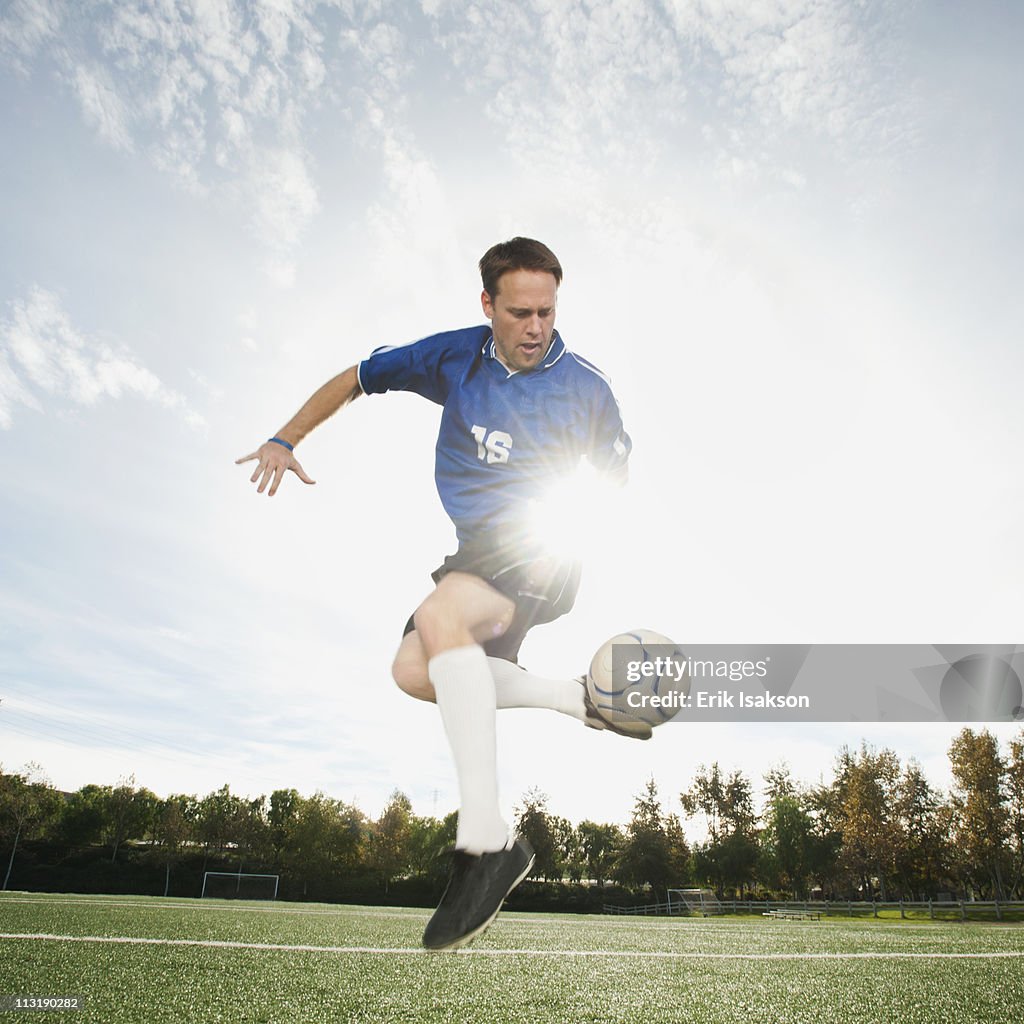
[578,676,653,740]
[422,837,535,951]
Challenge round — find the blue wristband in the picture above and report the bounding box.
[267,437,294,452]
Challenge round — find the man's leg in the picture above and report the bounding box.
[408,572,535,950]
[486,659,589,721]
[393,631,587,722]
[412,571,515,855]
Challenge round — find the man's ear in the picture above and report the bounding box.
[480,288,495,320]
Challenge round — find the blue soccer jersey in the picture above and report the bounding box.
[357,325,631,543]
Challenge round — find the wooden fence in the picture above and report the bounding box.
[603,898,1024,921]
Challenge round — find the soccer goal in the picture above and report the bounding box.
[667,888,724,916]
[200,871,280,900]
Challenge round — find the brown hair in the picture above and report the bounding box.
[479,237,563,298]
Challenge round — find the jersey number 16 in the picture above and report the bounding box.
[471,424,513,464]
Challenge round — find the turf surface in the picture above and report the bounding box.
[2,892,1022,1023]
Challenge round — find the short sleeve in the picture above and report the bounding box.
[357,328,481,406]
[587,380,632,484]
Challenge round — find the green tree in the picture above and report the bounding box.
[515,788,560,881]
[235,795,271,871]
[196,784,247,866]
[664,813,691,889]
[407,811,457,887]
[764,763,799,802]
[549,815,579,882]
[0,764,61,891]
[153,795,196,896]
[103,776,158,864]
[615,779,678,897]
[1008,733,1024,898]
[268,789,301,869]
[805,777,845,897]
[290,792,367,897]
[831,743,902,900]
[761,792,813,898]
[371,790,413,892]
[948,728,1009,899]
[893,760,949,899]
[681,763,759,897]
[57,784,109,847]
[680,763,727,843]
[576,821,623,886]
[762,765,830,899]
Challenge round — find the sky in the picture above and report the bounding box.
[1,0,1022,837]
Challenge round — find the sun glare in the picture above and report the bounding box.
[527,461,626,560]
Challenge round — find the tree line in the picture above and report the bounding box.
[2,727,1022,907]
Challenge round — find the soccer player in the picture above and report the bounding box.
[236,237,639,950]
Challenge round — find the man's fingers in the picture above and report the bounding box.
[238,444,314,495]
[291,459,316,485]
[256,463,274,494]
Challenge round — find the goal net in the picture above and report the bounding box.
[201,871,280,900]
[667,888,724,916]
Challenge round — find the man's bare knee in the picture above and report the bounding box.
[412,588,456,637]
[391,639,436,703]
[413,573,514,656]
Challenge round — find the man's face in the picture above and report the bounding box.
[481,268,558,373]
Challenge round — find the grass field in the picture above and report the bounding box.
[2,893,1023,1023]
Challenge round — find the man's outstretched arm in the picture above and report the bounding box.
[236,365,362,496]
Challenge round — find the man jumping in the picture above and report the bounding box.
[237,237,639,951]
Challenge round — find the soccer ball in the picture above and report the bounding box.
[586,628,689,735]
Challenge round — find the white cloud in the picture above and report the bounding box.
[668,0,870,134]
[0,0,62,71]
[0,350,41,429]
[2,1,911,289]
[666,0,916,185]
[250,145,320,249]
[336,7,464,294]
[3,1,334,277]
[0,287,203,429]
[423,0,688,188]
[71,62,135,151]
[414,0,909,202]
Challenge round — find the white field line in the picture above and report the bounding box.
[0,897,761,931]
[0,897,981,934]
[1,933,1023,960]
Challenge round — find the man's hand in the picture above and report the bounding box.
[235,368,359,496]
[235,441,316,496]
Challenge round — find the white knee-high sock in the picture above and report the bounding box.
[429,645,510,855]
[487,658,588,722]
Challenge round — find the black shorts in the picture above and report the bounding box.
[402,535,582,663]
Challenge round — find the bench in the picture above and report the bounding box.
[763,909,822,921]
